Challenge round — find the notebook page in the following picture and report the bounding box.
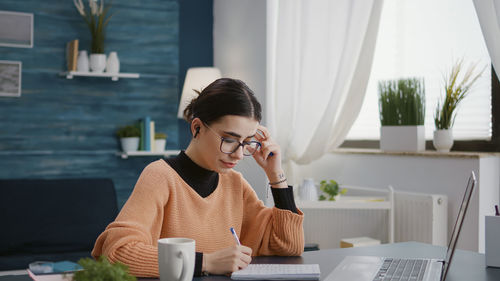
[231,264,320,280]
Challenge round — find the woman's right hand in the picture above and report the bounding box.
[203,245,252,274]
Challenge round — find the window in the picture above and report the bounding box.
[346,0,492,141]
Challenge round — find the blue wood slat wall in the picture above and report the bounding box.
[0,0,198,208]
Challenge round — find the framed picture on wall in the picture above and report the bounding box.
[0,61,22,97]
[0,11,34,48]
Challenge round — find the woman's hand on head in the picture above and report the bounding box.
[252,125,287,187]
[203,245,252,274]
[252,125,282,174]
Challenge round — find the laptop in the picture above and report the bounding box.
[325,171,477,281]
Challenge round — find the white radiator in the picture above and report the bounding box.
[393,191,447,246]
[298,186,447,249]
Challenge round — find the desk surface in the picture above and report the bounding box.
[1,242,499,281]
[179,242,500,281]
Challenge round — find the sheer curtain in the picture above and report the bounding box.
[474,0,500,80]
[348,0,491,141]
[266,0,383,183]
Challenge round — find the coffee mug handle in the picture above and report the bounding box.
[177,249,189,281]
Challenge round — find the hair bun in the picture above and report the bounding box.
[182,78,261,125]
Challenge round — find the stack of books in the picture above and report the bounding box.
[138,116,156,151]
[27,261,81,281]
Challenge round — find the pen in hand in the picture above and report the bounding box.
[230,227,241,245]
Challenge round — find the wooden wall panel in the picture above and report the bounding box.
[0,0,179,208]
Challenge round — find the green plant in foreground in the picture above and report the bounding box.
[116,125,140,138]
[318,180,346,201]
[434,59,485,130]
[379,78,425,126]
[72,256,136,281]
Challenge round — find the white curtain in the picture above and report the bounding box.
[266,0,384,183]
[473,0,500,79]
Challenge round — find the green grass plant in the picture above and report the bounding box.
[155,132,167,139]
[379,78,425,126]
[434,59,485,130]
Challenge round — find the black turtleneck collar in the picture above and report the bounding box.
[163,151,219,198]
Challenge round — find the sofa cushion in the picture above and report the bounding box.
[0,178,118,270]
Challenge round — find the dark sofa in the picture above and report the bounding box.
[0,178,118,270]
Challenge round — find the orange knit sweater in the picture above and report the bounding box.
[92,160,304,277]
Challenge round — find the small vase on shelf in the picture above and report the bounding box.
[90,53,107,73]
[120,137,140,152]
[76,50,89,72]
[154,139,166,152]
[299,178,318,201]
[106,51,120,74]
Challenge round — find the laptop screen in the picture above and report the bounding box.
[441,171,476,281]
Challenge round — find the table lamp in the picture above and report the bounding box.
[177,67,222,119]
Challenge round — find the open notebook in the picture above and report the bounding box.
[231,264,320,280]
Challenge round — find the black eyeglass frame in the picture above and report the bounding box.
[203,122,262,156]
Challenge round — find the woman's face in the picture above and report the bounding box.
[197,115,259,173]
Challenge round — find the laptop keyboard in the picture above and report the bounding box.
[372,258,429,281]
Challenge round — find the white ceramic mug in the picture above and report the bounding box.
[158,238,195,281]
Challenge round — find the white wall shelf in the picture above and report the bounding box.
[117,150,180,159]
[297,186,395,249]
[297,196,391,210]
[60,71,140,81]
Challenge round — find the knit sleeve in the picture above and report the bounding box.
[239,179,304,256]
[271,186,298,213]
[91,161,168,277]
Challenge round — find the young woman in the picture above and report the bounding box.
[92,78,304,277]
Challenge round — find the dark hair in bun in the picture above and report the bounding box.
[183,78,262,125]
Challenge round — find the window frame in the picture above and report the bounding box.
[340,65,500,152]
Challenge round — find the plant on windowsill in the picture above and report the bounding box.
[116,124,140,152]
[433,59,485,152]
[318,180,347,201]
[71,256,136,281]
[379,78,426,152]
[154,132,168,152]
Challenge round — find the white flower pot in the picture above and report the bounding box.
[299,178,318,201]
[380,125,425,152]
[77,50,89,72]
[154,139,166,152]
[120,137,140,152]
[433,129,453,152]
[90,53,106,73]
[106,51,120,74]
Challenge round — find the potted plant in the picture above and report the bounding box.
[116,125,140,152]
[154,132,168,152]
[318,180,347,201]
[73,0,113,73]
[379,78,426,151]
[72,256,136,281]
[433,59,485,152]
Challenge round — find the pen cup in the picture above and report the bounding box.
[485,215,500,267]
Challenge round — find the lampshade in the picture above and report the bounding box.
[177,67,222,119]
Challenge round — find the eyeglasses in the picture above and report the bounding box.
[203,123,261,156]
